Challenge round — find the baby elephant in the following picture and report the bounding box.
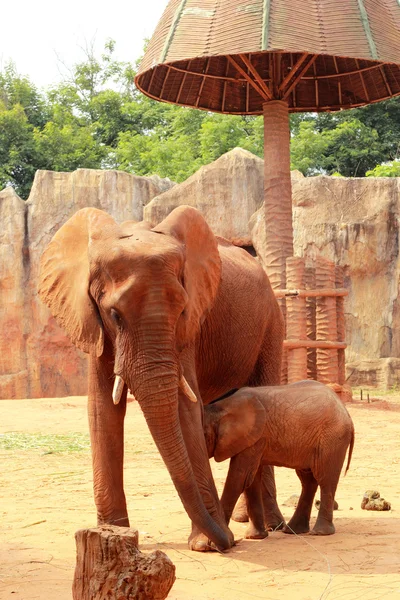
[204,380,354,539]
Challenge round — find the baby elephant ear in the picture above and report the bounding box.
[38,208,118,356]
[214,393,267,463]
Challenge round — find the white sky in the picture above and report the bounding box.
[0,0,168,88]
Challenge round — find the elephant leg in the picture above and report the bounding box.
[244,467,269,540]
[220,441,265,537]
[261,465,285,530]
[232,322,285,529]
[88,349,129,527]
[231,467,284,531]
[283,470,318,535]
[231,494,249,522]
[178,389,234,552]
[311,461,342,536]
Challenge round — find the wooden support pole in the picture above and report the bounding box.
[335,265,346,386]
[316,258,339,384]
[72,526,176,600]
[262,100,293,291]
[286,257,307,382]
[305,266,317,380]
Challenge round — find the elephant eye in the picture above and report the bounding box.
[111,308,122,327]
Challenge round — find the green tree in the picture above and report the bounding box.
[34,121,107,172]
[290,121,329,175]
[366,160,400,177]
[322,119,382,177]
[0,102,39,198]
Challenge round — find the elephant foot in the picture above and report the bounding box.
[188,533,213,552]
[188,526,234,553]
[310,520,335,536]
[266,517,285,531]
[245,524,269,540]
[263,502,286,531]
[97,514,130,528]
[282,517,310,535]
[231,495,249,523]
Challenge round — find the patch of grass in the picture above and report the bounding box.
[0,432,90,454]
[352,385,400,397]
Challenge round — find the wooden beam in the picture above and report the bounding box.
[167,62,264,83]
[159,67,171,100]
[227,55,271,102]
[274,288,348,298]
[278,53,308,93]
[302,62,384,80]
[284,340,347,350]
[176,72,187,104]
[356,59,370,101]
[380,64,393,96]
[195,58,210,108]
[282,55,318,100]
[239,54,273,100]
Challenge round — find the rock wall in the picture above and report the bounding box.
[0,169,174,399]
[2,152,400,397]
[250,175,400,388]
[145,148,265,246]
[0,188,29,398]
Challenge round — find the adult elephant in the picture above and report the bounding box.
[38,205,284,552]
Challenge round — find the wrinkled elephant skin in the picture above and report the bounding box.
[38,205,284,552]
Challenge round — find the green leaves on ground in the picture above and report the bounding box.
[0,41,399,199]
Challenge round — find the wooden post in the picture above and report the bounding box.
[335,265,346,386]
[72,526,176,600]
[286,257,307,382]
[315,257,339,384]
[305,265,317,380]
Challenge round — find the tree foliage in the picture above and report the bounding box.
[0,41,399,199]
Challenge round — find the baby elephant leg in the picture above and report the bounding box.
[261,465,286,530]
[311,449,347,535]
[220,439,265,531]
[283,469,318,535]
[244,467,269,539]
[311,486,336,536]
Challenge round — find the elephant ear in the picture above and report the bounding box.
[213,394,267,463]
[153,206,221,346]
[38,207,118,356]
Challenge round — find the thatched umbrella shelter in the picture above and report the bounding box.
[135,0,400,290]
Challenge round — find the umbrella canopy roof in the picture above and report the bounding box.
[135,0,400,114]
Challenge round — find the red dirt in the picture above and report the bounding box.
[1,396,399,600]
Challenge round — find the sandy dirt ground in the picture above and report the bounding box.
[1,393,400,600]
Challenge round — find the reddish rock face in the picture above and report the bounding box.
[0,187,28,399]
[251,175,400,388]
[2,155,400,398]
[0,169,174,399]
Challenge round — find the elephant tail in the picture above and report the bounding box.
[344,425,355,476]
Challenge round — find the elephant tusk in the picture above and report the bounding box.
[112,375,125,405]
[180,375,198,403]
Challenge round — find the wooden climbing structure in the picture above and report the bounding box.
[276,256,350,400]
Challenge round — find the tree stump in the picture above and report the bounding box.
[72,525,176,600]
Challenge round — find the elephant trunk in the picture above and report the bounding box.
[127,346,229,551]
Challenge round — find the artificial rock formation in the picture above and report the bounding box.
[0,169,174,399]
[251,175,400,389]
[2,151,400,398]
[0,187,28,398]
[146,148,265,246]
